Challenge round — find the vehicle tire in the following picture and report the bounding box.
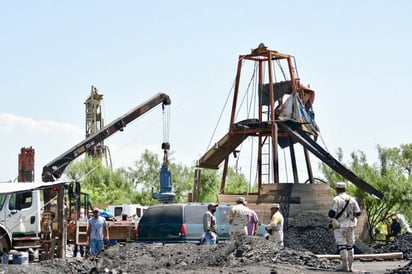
[0,233,10,253]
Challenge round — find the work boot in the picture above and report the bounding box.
[335,263,349,272]
[336,248,349,272]
[347,249,355,272]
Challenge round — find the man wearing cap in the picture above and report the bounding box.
[328,182,361,272]
[228,197,250,240]
[87,207,110,257]
[266,203,284,247]
[203,203,219,244]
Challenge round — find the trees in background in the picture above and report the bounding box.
[66,149,251,207]
[66,157,137,205]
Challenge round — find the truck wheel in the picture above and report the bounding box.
[0,234,10,252]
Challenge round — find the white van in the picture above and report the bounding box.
[107,204,148,220]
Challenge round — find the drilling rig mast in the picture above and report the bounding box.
[84,85,111,167]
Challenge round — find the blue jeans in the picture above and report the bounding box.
[2,253,8,264]
[90,239,104,256]
[204,232,217,245]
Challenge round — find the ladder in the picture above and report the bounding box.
[260,105,271,184]
[76,220,88,246]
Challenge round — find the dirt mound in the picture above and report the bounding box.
[375,232,412,260]
[0,237,339,273]
[285,212,375,254]
[386,260,412,274]
[362,232,412,274]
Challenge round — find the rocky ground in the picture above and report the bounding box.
[0,213,411,274]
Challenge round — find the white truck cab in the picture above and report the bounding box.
[0,180,69,258]
[0,188,42,252]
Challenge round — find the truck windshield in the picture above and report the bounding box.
[0,194,5,211]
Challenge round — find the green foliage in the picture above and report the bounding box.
[66,150,204,207]
[126,150,194,204]
[126,149,162,205]
[197,166,252,202]
[169,161,194,203]
[224,168,250,194]
[198,169,220,202]
[66,157,135,205]
[320,145,412,240]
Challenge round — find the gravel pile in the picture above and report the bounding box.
[375,232,412,273]
[375,233,412,260]
[0,237,339,273]
[285,212,336,254]
[386,260,412,274]
[285,212,375,254]
[190,236,336,270]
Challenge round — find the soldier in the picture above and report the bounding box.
[328,182,361,272]
[228,197,250,240]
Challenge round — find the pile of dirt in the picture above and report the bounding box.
[386,260,412,274]
[285,212,336,254]
[376,233,412,274]
[0,237,339,273]
[285,212,375,254]
[375,233,412,260]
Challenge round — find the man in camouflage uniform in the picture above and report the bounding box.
[328,182,361,272]
[228,197,250,240]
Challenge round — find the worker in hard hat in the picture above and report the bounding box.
[266,203,284,247]
[328,182,361,272]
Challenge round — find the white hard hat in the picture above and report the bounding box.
[336,182,347,189]
[270,203,280,209]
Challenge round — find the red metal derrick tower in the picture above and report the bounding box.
[197,44,316,193]
[195,44,382,223]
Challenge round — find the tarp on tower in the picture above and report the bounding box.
[278,94,319,137]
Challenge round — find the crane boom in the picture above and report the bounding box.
[42,92,171,182]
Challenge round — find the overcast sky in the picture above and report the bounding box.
[1,1,411,184]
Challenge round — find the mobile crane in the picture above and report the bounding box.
[42,92,171,182]
[0,92,171,261]
[43,91,172,247]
